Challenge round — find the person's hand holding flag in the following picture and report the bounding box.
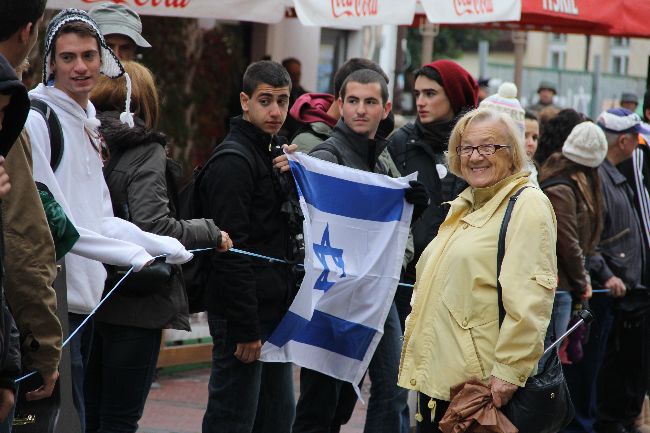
[404,180,429,223]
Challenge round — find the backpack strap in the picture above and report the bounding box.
[539,177,577,193]
[309,140,343,164]
[30,99,64,172]
[497,186,531,327]
[192,140,259,215]
[103,147,125,178]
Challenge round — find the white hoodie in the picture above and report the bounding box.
[26,84,193,314]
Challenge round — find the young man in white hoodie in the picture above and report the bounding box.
[24,9,192,430]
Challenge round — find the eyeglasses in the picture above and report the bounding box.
[456,144,511,156]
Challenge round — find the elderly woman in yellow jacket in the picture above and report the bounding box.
[398,108,557,433]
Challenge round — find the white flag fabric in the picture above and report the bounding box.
[260,152,415,394]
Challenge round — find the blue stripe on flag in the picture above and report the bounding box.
[268,310,376,361]
[290,160,405,222]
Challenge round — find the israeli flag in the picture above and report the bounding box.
[260,152,416,395]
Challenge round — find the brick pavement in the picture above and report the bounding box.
[137,366,369,433]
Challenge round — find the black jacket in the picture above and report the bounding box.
[98,112,221,330]
[310,119,391,175]
[618,145,650,288]
[388,122,466,282]
[199,116,296,343]
[0,54,26,391]
[0,54,27,157]
[589,160,644,295]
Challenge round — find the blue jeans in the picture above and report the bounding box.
[84,322,162,433]
[68,313,94,432]
[562,296,615,433]
[202,317,294,433]
[538,291,572,369]
[364,302,409,433]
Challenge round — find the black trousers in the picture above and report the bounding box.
[416,393,450,433]
[596,302,650,429]
[292,368,358,433]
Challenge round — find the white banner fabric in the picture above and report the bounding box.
[420,0,521,24]
[46,0,288,23]
[293,0,417,27]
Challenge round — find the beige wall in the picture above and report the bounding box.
[522,31,649,77]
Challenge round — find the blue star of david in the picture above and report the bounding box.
[313,224,346,292]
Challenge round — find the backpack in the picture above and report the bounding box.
[178,141,258,313]
[30,99,64,172]
[288,123,330,145]
[539,177,579,198]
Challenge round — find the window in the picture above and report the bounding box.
[550,33,567,43]
[610,37,630,75]
[611,55,629,75]
[550,51,566,69]
[612,37,630,47]
[548,33,567,69]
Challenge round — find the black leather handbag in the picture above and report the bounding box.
[105,257,173,297]
[12,374,60,433]
[496,187,575,433]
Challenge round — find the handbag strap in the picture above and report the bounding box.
[497,186,530,327]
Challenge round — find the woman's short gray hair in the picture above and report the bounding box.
[447,108,528,178]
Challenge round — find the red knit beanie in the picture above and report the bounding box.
[423,60,478,115]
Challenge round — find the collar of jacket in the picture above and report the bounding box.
[331,118,388,169]
[229,115,275,153]
[602,158,629,185]
[414,117,454,153]
[98,111,167,151]
[455,171,530,228]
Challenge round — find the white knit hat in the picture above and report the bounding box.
[42,9,134,127]
[479,82,525,133]
[562,121,608,168]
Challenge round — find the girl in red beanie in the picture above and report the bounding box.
[387,59,478,432]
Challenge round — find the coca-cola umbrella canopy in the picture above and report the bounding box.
[46,0,524,28]
[46,0,293,23]
[419,0,612,35]
[593,0,650,38]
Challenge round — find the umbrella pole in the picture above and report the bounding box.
[543,309,594,355]
[512,31,527,91]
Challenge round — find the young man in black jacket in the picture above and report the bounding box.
[199,60,297,433]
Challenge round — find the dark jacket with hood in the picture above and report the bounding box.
[388,60,477,282]
[98,111,222,330]
[198,116,296,343]
[0,54,28,391]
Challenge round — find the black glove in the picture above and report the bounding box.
[404,180,430,223]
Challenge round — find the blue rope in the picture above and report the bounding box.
[14,247,611,383]
[16,259,138,383]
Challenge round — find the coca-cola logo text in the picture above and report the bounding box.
[542,0,579,15]
[82,0,191,8]
[453,0,494,16]
[331,0,378,18]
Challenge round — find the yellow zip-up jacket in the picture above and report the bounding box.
[398,172,557,401]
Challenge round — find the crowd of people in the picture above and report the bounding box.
[1,2,650,433]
